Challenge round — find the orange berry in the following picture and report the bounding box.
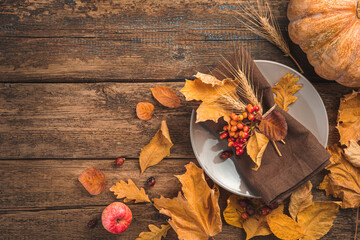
[228,141,235,147]
[238,114,244,121]
[243,112,248,119]
[230,120,238,126]
[239,131,245,138]
[223,125,229,131]
[229,131,236,137]
[230,126,238,132]
[246,104,254,113]
[248,114,255,121]
[234,132,240,138]
[237,123,244,129]
[243,126,249,132]
[231,113,238,121]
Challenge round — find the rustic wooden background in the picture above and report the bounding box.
[0,0,357,239]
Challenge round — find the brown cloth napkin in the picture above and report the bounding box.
[200,48,330,204]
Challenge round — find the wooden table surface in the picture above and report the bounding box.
[0,0,358,239]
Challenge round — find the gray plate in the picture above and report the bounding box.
[190,60,329,198]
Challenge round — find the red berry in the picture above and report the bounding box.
[248,114,255,121]
[220,132,228,139]
[241,212,249,220]
[116,157,125,166]
[228,137,235,142]
[268,202,279,210]
[260,207,271,216]
[236,148,244,155]
[243,126,249,132]
[237,122,244,129]
[239,200,248,208]
[233,142,240,148]
[234,132,240,139]
[254,105,260,111]
[246,104,254,113]
[221,150,233,159]
[246,206,255,216]
[87,219,97,229]
[223,125,229,131]
[239,138,247,143]
[147,176,156,187]
[243,132,249,138]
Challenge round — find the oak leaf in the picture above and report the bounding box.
[272,73,302,111]
[319,144,360,208]
[110,179,151,203]
[150,86,181,108]
[289,181,313,220]
[153,162,222,240]
[246,131,269,170]
[297,202,339,240]
[259,111,287,141]
[78,167,106,195]
[344,140,360,167]
[137,102,155,120]
[337,90,360,146]
[139,120,173,174]
[136,224,171,240]
[267,213,305,240]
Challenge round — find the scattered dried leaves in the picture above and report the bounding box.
[267,213,305,240]
[78,167,106,195]
[272,73,302,111]
[136,224,171,240]
[139,120,173,174]
[246,131,269,170]
[258,111,287,141]
[151,86,181,108]
[153,162,222,240]
[289,181,313,220]
[344,140,360,168]
[110,179,151,203]
[137,102,155,120]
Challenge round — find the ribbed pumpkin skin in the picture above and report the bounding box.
[288,0,360,87]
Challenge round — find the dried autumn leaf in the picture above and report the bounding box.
[247,131,269,170]
[319,144,360,208]
[223,195,245,229]
[136,224,171,240]
[259,111,287,141]
[337,90,360,146]
[289,181,313,220]
[110,179,151,203]
[139,120,173,174]
[297,202,339,240]
[344,140,360,167]
[267,213,305,240]
[194,72,226,86]
[272,73,302,111]
[153,162,222,240]
[78,167,106,195]
[136,102,155,120]
[150,86,181,108]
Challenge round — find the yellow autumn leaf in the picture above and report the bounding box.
[344,140,360,167]
[139,120,173,174]
[289,181,313,220]
[267,213,305,240]
[297,202,339,240]
[110,179,151,203]
[337,90,360,146]
[153,162,222,240]
[319,144,360,208]
[247,131,269,170]
[223,195,245,229]
[136,224,171,240]
[272,73,302,111]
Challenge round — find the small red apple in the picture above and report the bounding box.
[101,202,132,234]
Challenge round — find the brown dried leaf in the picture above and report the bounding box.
[344,140,360,167]
[319,144,360,208]
[259,111,287,141]
[289,181,313,220]
[136,102,154,120]
[247,131,269,170]
[267,213,305,240]
[272,73,302,111]
[153,162,222,240]
[136,224,171,240]
[110,179,151,203]
[78,167,106,195]
[139,120,173,174]
[337,90,360,146]
[150,86,181,108]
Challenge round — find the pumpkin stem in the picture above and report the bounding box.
[357,0,360,19]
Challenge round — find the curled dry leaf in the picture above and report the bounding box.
[344,140,360,167]
[289,181,313,220]
[150,86,181,108]
[267,213,305,240]
[110,179,151,203]
[259,110,287,141]
[272,73,302,111]
[153,162,222,240]
[136,102,155,120]
[246,131,269,170]
[337,90,360,146]
[78,167,106,195]
[136,224,171,240]
[139,120,173,174]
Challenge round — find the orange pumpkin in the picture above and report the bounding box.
[288,0,360,87]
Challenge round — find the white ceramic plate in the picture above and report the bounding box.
[190,60,329,198]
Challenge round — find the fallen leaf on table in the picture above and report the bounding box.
[136,224,171,240]
[258,111,287,141]
[289,181,313,220]
[246,131,269,170]
[78,167,106,195]
[137,102,155,120]
[297,201,339,240]
[150,86,181,108]
[272,73,302,111]
[337,90,360,146]
[139,120,173,174]
[110,179,151,203]
[223,195,246,229]
[319,144,360,208]
[267,213,305,240]
[153,162,222,240]
[344,140,360,167]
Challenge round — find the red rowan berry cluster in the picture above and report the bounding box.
[238,198,279,221]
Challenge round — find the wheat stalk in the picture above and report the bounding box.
[236,0,304,73]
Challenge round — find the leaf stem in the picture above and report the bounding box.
[271,141,282,157]
[355,207,359,240]
[289,54,304,74]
